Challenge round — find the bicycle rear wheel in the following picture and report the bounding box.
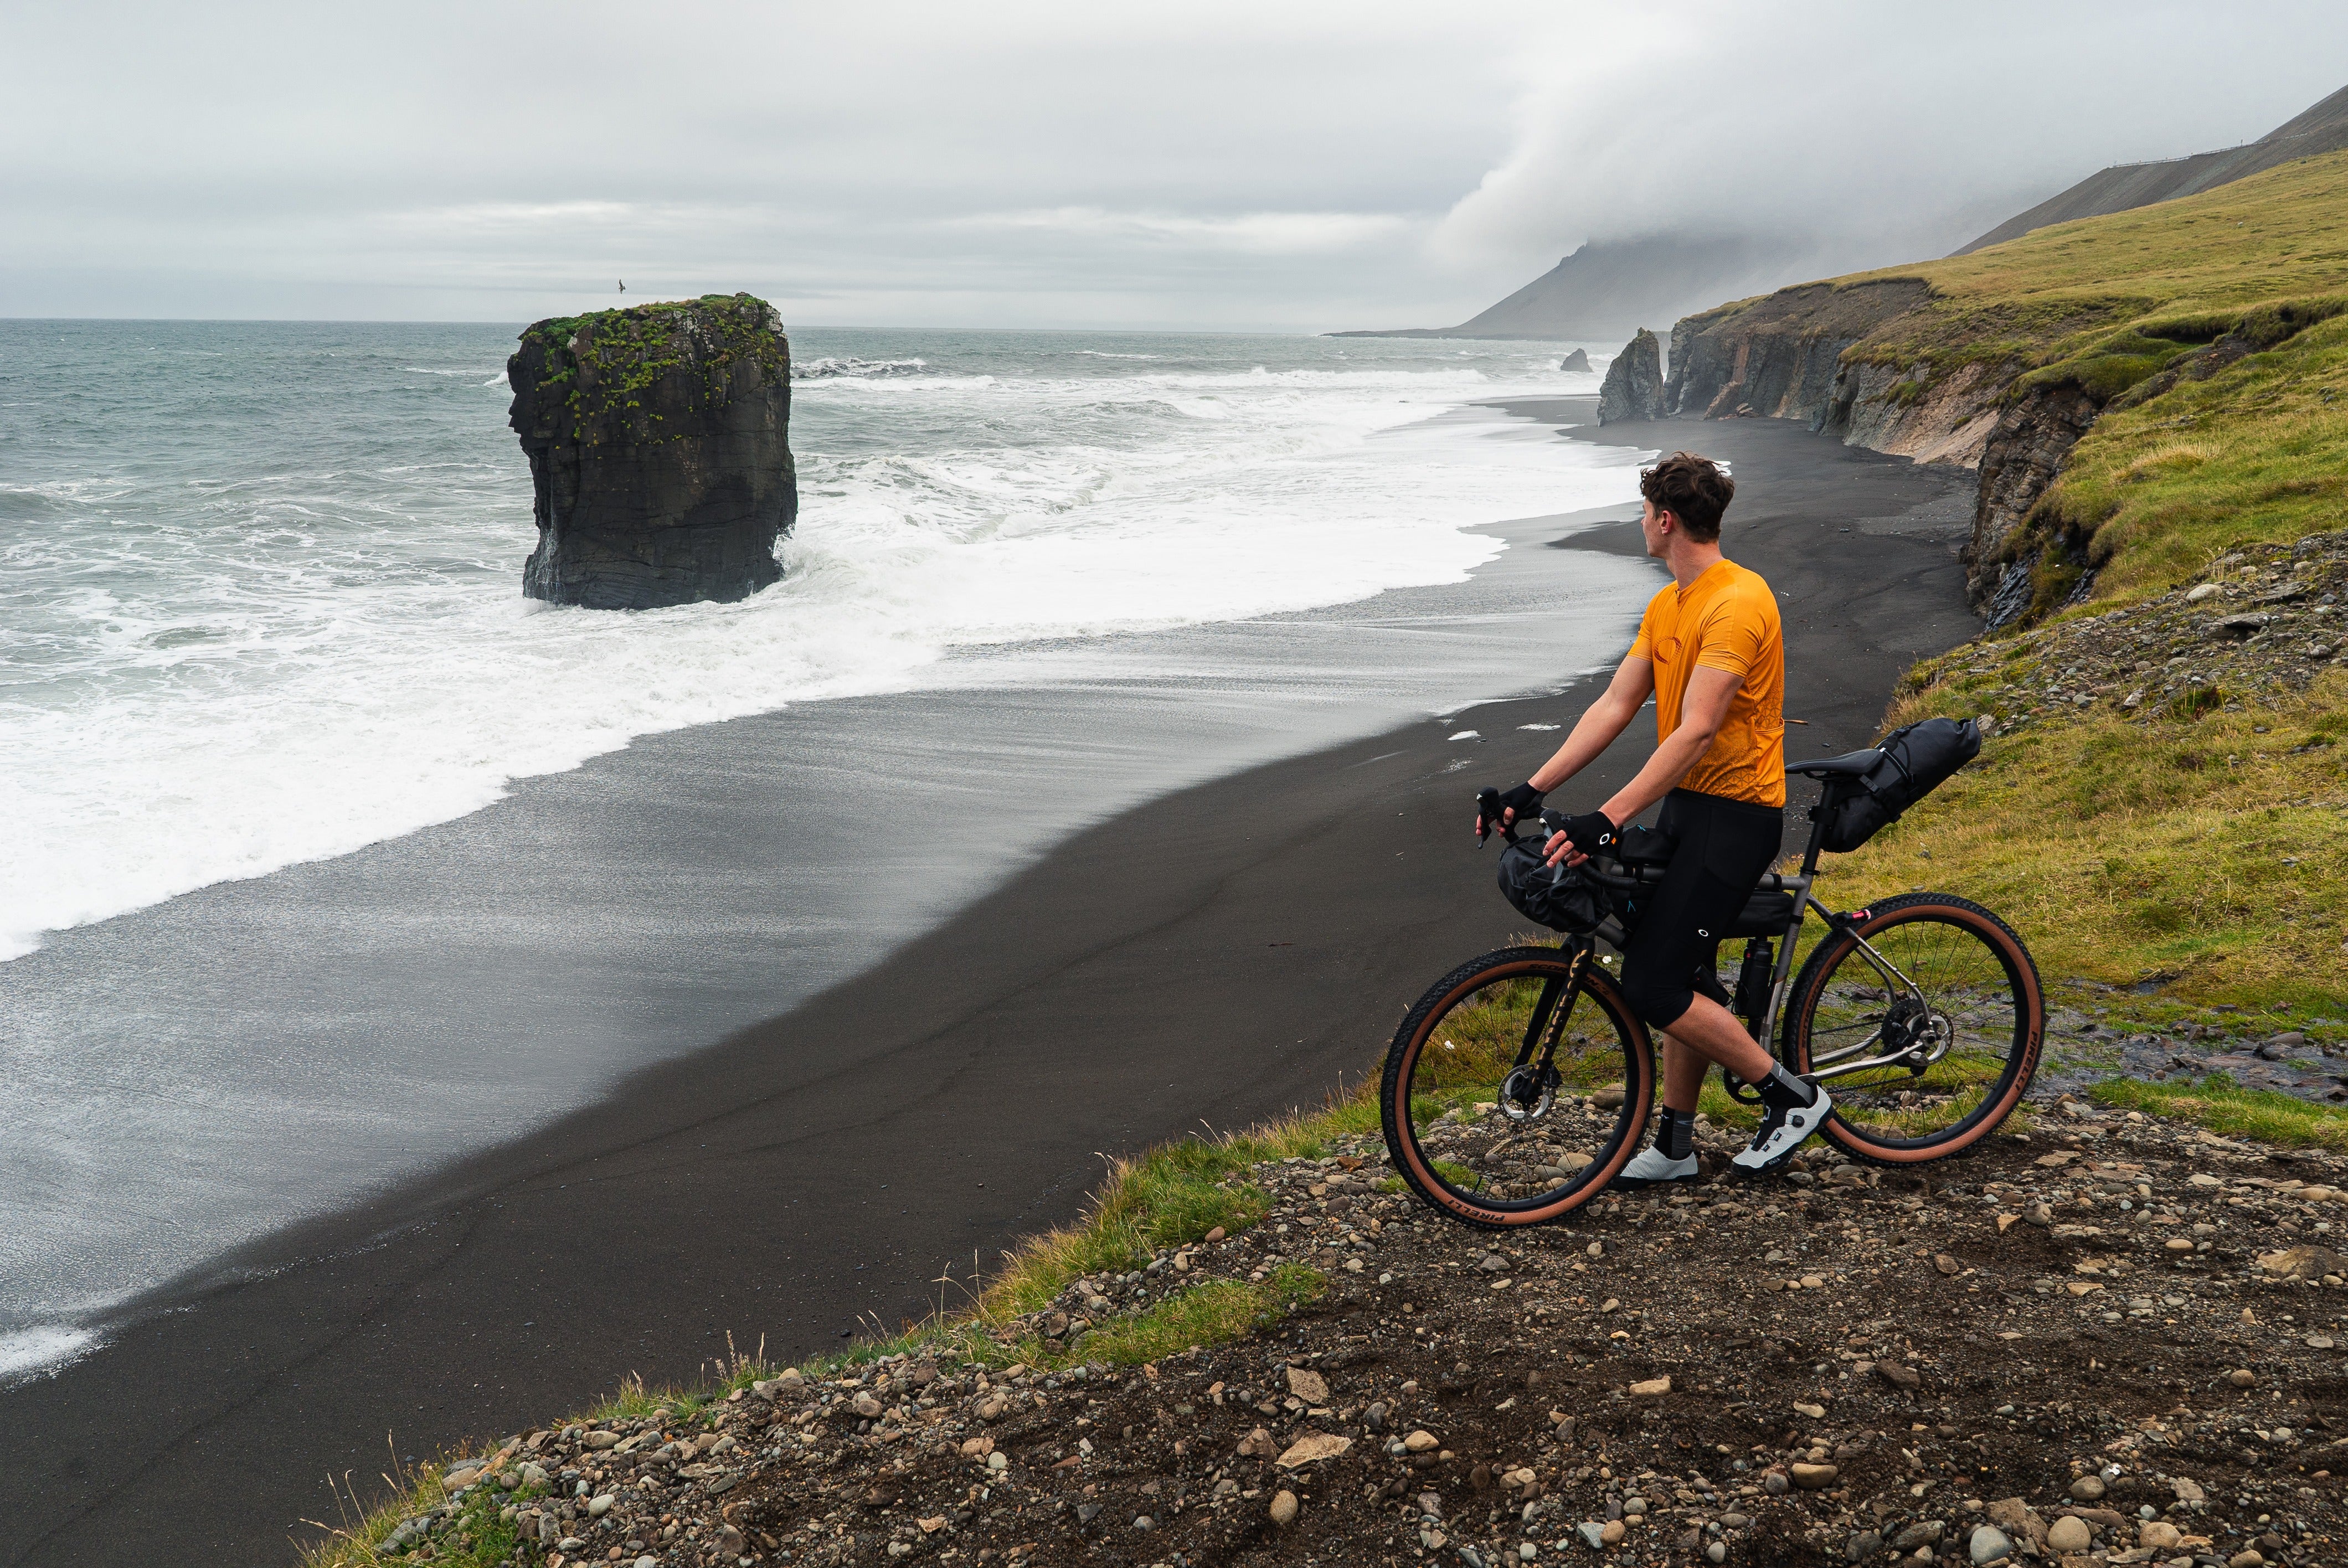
[1783,893,2043,1164]
[1380,945,1654,1229]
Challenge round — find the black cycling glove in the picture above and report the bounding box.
[1495,782,1545,820]
[1552,809,1620,857]
[1476,782,1546,842]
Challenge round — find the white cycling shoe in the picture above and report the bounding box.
[1614,1146,1699,1187]
[1732,1084,1834,1173]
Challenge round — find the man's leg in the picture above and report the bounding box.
[1656,996,1775,1088]
[1616,793,1825,1173]
[1659,1032,1709,1113]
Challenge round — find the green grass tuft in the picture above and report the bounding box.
[2088,1073,2348,1150]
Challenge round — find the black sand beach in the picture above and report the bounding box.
[0,406,1978,1566]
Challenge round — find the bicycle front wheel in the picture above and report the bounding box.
[1380,945,1654,1229]
[1784,893,2043,1164]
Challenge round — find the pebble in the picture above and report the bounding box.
[2069,1474,2106,1500]
[1578,1521,1606,1549]
[1968,1523,2013,1564]
[1599,1519,1626,1546]
[2229,1368,2258,1387]
[2139,1520,2182,1548]
[1520,1544,1537,1561]
[1707,1545,1727,1565]
[1404,1429,1439,1453]
[1763,1470,1790,1495]
[2228,1554,2265,1568]
[586,1494,614,1518]
[1628,1375,1672,1396]
[1847,1528,1881,1559]
[1790,1463,1838,1489]
[2046,1515,2092,1552]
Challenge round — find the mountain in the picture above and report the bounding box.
[1329,234,1835,342]
[1955,82,2348,254]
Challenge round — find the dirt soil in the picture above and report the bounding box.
[406,1107,2348,1568]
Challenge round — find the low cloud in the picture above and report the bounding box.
[6,2,2347,326]
[1433,0,2348,283]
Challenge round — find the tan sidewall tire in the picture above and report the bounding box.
[1381,950,1655,1227]
[1788,894,2043,1167]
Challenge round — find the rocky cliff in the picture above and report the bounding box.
[509,293,797,610]
[1660,277,2089,616]
[1594,330,1664,423]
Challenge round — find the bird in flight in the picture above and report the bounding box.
[617,278,627,293]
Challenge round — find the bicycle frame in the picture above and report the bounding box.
[1575,778,1950,1090]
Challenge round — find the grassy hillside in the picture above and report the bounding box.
[1798,150,2348,609]
[1772,155,2348,1023]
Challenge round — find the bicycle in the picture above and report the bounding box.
[1378,747,2046,1229]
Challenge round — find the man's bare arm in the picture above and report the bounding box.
[1546,663,1744,864]
[1496,654,1656,826]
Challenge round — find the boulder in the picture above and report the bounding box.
[508,293,798,609]
[1597,329,1665,424]
[1559,348,1592,373]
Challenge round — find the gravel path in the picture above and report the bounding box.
[394,1105,2348,1568]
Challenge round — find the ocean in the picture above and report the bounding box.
[0,321,1654,1378]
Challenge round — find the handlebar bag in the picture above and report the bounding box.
[1496,835,1608,934]
[1818,715,1981,853]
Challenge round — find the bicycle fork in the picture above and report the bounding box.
[1499,937,1592,1123]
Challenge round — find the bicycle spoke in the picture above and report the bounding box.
[1382,948,1650,1223]
[1800,906,2030,1146]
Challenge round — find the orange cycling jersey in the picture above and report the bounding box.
[1627,558,1786,808]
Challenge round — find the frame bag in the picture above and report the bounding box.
[1496,836,1607,934]
[1819,716,1982,853]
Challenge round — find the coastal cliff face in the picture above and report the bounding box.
[1663,280,1930,425]
[1661,278,2104,616]
[1595,329,1665,422]
[1966,380,2105,611]
[509,294,797,610]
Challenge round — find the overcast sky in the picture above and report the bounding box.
[7,1,2346,328]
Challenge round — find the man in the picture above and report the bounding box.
[1485,451,1827,1178]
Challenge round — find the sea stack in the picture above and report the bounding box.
[1595,329,1665,424]
[508,293,798,610]
[1559,348,1592,373]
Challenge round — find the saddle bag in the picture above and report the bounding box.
[1817,716,1982,853]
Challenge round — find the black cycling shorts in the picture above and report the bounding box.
[1616,788,1785,1031]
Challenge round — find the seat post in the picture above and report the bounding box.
[1798,782,1831,878]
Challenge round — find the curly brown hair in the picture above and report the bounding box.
[1638,451,1734,541]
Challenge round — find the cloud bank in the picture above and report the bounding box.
[5,1,2346,326]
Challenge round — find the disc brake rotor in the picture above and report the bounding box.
[1499,1065,1559,1122]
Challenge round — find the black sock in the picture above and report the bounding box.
[1756,1064,1817,1112]
[1655,1107,1695,1161]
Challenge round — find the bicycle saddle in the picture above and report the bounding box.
[1786,747,1881,778]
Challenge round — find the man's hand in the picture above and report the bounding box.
[1542,809,1618,868]
[1475,782,1544,841]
